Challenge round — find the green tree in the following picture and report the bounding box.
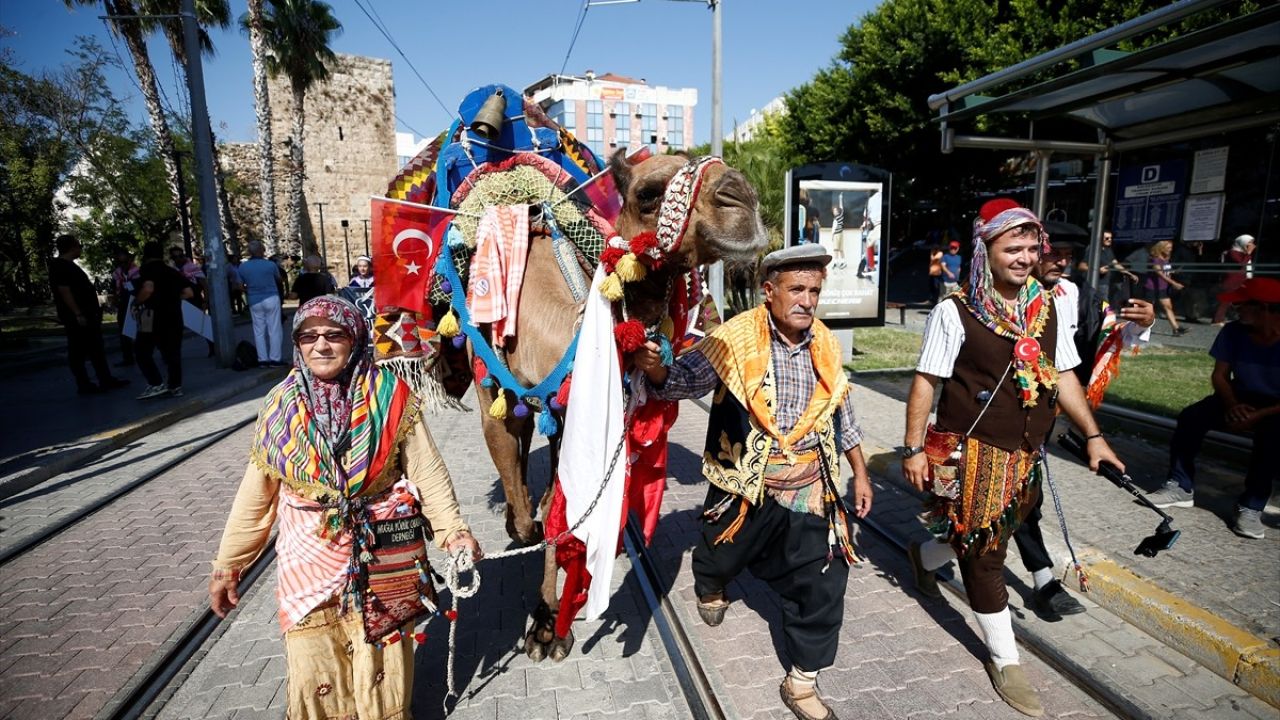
[259,0,341,255]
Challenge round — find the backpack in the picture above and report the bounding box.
[231,340,259,371]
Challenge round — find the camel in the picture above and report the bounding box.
[470,150,769,660]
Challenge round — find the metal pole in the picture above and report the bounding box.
[361,218,370,256]
[1033,149,1051,217]
[707,0,725,316]
[180,0,234,366]
[315,202,328,268]
[173,150,194,258]
[1087,152,1114,290]
[341,221,350,273]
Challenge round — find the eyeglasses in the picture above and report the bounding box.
[297,331,352,345]
[1003,224,1041,241]
[1043,248,1073,261]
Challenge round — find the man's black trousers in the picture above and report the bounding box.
[692,484,847,673]
[1012,489,1052,575]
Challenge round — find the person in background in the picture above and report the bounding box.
[1144,240,1187,336]
[170,246,209,308]
[48,234,130,395]
[227,254,247,314]
[1146,277,1280,539]
[928,244,945,306]
[941,240,963,296]
[291,254,337,305]
[1215,234,1257,325]
[1173,240,1208,324]
[349,255,375,289]
[240,240,286,367]
[111,247,139,367]
[134,241,189,399]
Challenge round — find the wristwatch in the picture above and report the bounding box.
[900,445,926,459]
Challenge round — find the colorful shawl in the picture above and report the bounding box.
[963,203,1058,407]
[698,305,849,460]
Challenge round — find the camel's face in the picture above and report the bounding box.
[610,152,768,270]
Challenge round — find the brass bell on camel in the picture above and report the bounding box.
[470,88,506,140]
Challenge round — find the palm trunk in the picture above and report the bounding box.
[107,0,185,239]
[287,83,308,257]
[245,0,278,255]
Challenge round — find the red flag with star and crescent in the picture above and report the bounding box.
[372,198,449,318]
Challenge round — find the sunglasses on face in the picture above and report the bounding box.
[297,331,352,345]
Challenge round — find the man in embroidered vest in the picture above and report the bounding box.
[635,244,872,720]
[901,199,1123,718]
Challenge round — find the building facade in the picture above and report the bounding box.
[524,71,696,159]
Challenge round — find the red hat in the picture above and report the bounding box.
[948,240,961,249]
[978,198,1021,224]
[1219,277,1280,305]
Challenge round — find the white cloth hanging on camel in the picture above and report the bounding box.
[558,264,628,622]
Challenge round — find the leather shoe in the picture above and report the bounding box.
[907,541,943,600]
[985,662,1043,717]
[779,677,836,720]
[1033,580,1085,617]
[696,594,729,627]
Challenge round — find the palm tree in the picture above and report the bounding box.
[137,0,241,256]
[242,0,279,255]
[259,0,341,256]
[67,0,185,244]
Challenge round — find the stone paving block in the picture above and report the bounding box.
[608,674,669,710]
[216,682,280,713]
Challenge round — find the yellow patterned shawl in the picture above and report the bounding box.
[697,305,849,502]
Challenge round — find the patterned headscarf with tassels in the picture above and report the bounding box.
[962,199,1058,407]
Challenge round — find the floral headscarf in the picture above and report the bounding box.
[292,295,371,450]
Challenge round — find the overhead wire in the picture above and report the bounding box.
[348,0,459,126]
[559,1,591,77]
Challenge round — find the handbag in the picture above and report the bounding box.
[360,512,441,643]
[924,424,963,499]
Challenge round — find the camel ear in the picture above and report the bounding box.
[609,148,633,197]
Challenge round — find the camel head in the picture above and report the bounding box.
[610,151,768,272]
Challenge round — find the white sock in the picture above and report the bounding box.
[919,539,955,571]
[1032,568,1054,591]
[974,607,1019,669]
[788,667,818,688]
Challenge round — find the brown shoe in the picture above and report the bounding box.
[696,593,729,627]
[907,541,943,600]
[985,662,1044,717]
[779,677,837,720]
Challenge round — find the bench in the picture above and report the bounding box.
[886,301,906,325]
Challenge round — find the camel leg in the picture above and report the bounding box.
[474,382,541,546]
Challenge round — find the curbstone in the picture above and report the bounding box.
[0,368,284,501]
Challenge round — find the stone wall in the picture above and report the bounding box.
[220,53,397,277]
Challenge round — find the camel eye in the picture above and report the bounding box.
[635,183,663,213]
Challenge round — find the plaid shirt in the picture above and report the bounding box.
[651,317,863,454]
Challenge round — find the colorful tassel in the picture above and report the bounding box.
[659,315,675,340]
[480,375,495,389]
[652,333,674,366]
[513,402,530,419]
[536,405,559,436]
[488,392,509,419]
[615,253,647,282]
[437,309,460,338]
[614,319,647,353]
[600,273,624,302]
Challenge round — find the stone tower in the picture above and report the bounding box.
[222,53,397,278]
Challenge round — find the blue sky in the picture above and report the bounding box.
[2,1,877,146]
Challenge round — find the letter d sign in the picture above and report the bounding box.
[1141,166,1160,183]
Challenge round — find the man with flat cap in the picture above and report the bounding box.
[635,244,871,720]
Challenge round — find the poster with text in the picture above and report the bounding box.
[1113,159,1186,244]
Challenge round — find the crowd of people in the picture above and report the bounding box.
[48,235,377,400]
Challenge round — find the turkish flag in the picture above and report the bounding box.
[372,198,449,316]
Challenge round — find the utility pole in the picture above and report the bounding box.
[173,149,194,258]
[341,219,351,273]
[315,202,329,269]
[361,218,370,256]
[707,0,725,315]
[180,0,233,365]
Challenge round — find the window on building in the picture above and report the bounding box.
[547,101,568,130]
[666,105,685,149]
[614,104,631,146]
[586,101,604,155]
[641,104,658,154]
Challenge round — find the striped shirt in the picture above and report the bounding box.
[651,318,863,454]
[916,299,1081,378]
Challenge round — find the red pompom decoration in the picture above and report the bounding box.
[555,375,572,410]
[414,631,427,643]
[614,319,647,353]
[629,231,659,256]
[444,609,458,621]
[599,247,626,272]
[472,355,488,383]
[978,198,1021,224]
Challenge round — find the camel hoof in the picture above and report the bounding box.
[506,517,544,547]
[523,602,557,661]
[549,628,574,662]
[524,631,548,662]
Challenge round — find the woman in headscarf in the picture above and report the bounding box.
[208,295,480,720]
[350,256,375,288]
